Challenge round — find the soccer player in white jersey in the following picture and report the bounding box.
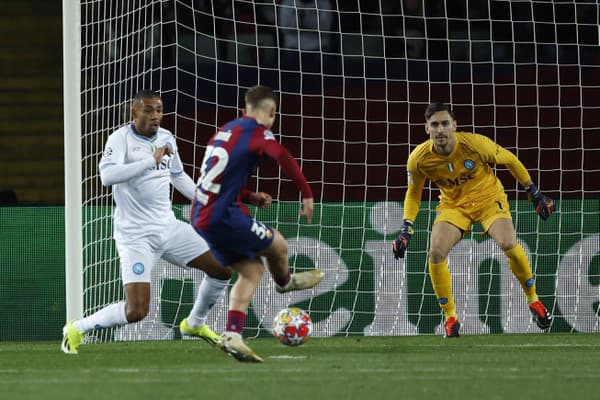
[61,90,232,354]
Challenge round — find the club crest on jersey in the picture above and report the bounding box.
[132,263,145,275]
[103,147,113,157]
[464,159,475,170]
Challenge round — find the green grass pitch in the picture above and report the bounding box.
[1,334,598,400]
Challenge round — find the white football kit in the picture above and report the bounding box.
[99,124,209,284]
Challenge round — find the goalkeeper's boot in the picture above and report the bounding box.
[61,321,84,354]
[529,300,552,330]
[179,318,220,346]
[217,332,264,363]
[444,317,461,338]
[276,269,325,293]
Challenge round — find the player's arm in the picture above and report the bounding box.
[99,134,169,186]
[403,169,425,223]
[265,143,314,223]
[168,142,197,201]
[262,142,313,199]
[170,171,196,201]
[393,161,426,259]
[480,135,555,221]
[251,131,314,223]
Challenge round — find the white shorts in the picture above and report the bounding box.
[116,220,210,285]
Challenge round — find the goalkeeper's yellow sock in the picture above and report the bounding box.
[505,244,539,304]
[428,259,457,319]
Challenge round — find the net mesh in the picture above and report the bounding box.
[78,0,600,340]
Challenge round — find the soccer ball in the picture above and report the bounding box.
[272,307,313,346]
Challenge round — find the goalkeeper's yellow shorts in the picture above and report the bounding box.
[434,192,512,233]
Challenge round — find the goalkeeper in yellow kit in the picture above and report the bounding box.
[392,103,555,337]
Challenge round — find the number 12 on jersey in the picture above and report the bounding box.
[196,145,229,205]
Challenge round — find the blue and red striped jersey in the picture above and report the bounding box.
[191,116,312,231]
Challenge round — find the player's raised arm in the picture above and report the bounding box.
[300,197,314,224]
[261,140,313,195]
[98,133,164,187]
[168,142,197,201]
[392,152,426,259]
[261,139,314,223]
[479,136,555,221]
[498,149,555,221]
[243,86,313,223]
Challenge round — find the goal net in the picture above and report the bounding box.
[70,0,600,341]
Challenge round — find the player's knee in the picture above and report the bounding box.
[276,231,288,253]
[233,259,264,284]
[125,303,149,322]
[246,263,265,282]
[497,237,517,251]
[266,230,287,258]
[429,247,449,264]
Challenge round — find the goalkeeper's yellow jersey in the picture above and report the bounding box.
[403,132,531,221]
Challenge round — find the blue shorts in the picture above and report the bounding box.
[195,208,275,266]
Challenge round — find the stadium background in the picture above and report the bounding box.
[0,0,598,340]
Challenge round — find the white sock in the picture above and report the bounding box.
[73,301,128,333]
[186,276,229,328]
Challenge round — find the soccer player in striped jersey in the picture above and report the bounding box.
[393,102,555,337]
[61,90,232,354]
[191,85,324,362]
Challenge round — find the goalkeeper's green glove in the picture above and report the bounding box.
[526,184,555,221]
[392,219,414,259]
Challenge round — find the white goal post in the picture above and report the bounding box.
[64,0,600,341]
[63,0,83,323]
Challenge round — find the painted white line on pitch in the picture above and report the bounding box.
[268,355,307,359]
[107,368,141,373]
[7,373,600,385]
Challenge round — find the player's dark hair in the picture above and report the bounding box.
[424,103,454,120]
[132,90,161,106]
[245,85,278,109]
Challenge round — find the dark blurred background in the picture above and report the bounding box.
[0,0,63,205]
